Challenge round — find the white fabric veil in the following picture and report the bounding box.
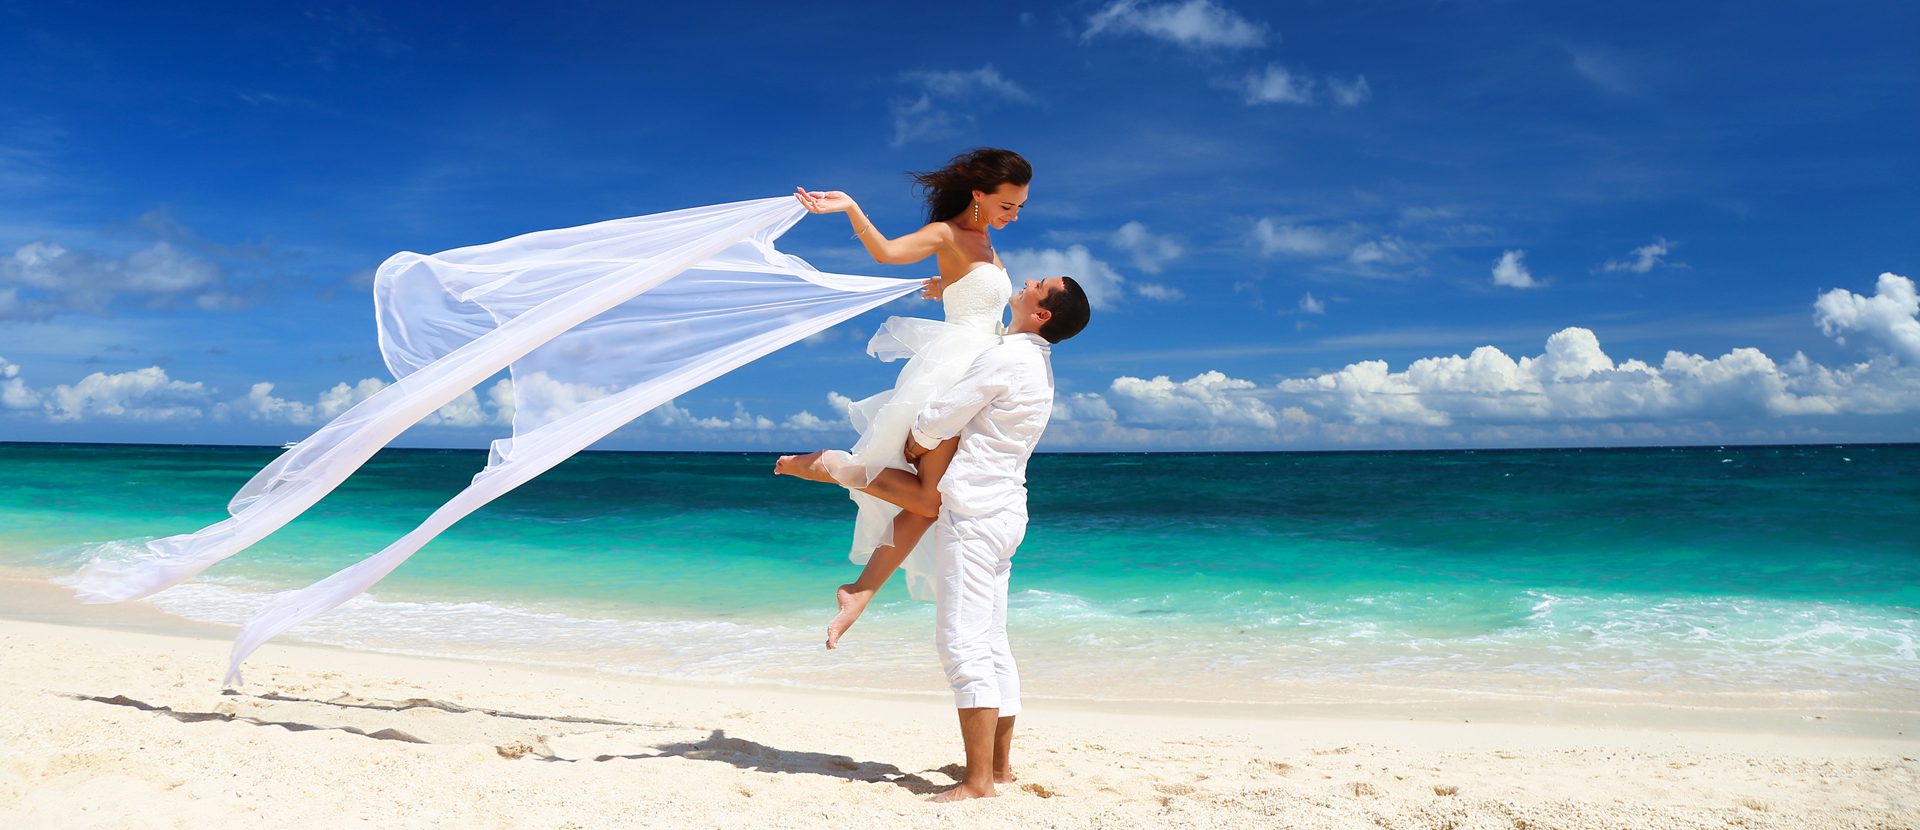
[69,197,921,684]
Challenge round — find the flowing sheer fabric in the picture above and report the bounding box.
[68,197,921,684]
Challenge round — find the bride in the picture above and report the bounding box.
[775,147,1029,648]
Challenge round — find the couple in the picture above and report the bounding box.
[774,147,1092,802]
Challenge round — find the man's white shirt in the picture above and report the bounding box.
[910,332,1055,516]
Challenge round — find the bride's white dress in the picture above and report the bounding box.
[824,261,1011,600]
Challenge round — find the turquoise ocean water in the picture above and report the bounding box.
[2,441,1916,710]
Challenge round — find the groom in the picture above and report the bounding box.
[788,275,1090,801]
[899,274,1088,802]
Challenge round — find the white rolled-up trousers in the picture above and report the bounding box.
[934,505,1025,716]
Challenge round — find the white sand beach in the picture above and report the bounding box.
[2,577,1915,830]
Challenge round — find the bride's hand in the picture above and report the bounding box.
[794,187,854,214]
[920,277,943,301]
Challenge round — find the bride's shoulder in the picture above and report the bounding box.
[919,220,958,241]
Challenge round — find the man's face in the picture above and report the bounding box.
[1012,277,1062,323]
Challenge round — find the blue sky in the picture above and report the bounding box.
[1,1,1915,450]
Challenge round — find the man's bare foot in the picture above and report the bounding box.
[773,451,834,483]
[825,583,874,650]
[994,768,1016,784]
[929,782,996,803]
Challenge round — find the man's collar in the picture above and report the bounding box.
[1005,331,1051,350]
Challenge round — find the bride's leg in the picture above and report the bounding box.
[854,436,959,518]
[828,510,931,649]
[826,438,960,649]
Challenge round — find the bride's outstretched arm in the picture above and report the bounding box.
[794,187,951,267]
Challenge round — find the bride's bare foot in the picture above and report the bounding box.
[825,583,874,650]
[994,768,1016,784]
[773,450,834,483]
[929,782,996,803]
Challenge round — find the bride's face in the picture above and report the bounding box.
[973,183,1029,230]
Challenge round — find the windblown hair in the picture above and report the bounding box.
[910,148,1032,223]
[1038,277,1092,344]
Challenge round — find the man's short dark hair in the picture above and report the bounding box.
[1038,276,1091,343]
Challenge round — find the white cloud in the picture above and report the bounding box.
[826,391,855,415]
[1600,237,1673,274]
[45,366,211,423]
[891,65,1034,147]
[1492,250,1539,288]
[1278,325,1919,428]
[1814,272,1920,364]
[1299,292,1326,315]
[239,378,391,426]
[1110,221,1184,274]
[1053,391,1117,424]
[1238,64,1314,105]
[782,410,835,431]
[1084,0,1269,50]
[1250,219,1346,257]
[1329,75,1372,107]
[1133,282,1184,301]
[903,66,1033,103]
[1,239,231,319]
[1348,236,1413,266]
[1,356,39,409]
[423,389,490,427]
[1251,219,1419,275]
[1002,245,1126,311]
[1233,66,1373,108]
[1045,279,1920,448]
[1108,370,1283,429]
[494,372,612,428]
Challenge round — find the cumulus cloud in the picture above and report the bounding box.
[1600,237,1673,274]
[1492,250,1538,288]
[826,391,855,415]
[1298,292,1326,315]
[782,410,835,431]
[1814,272,1920,364]
[1277,326,1917,428]
[44,366,211,423]
[1002,245,1127,310]
[239,378,390,425]
[1110,221,1184,274]
[891,65,1035,147]
[1109,371,1283,429]
[1,356,39,409]
[1,240,231,320]
[1084,0,1269,50]
[1039,275,1920,448]
[1052,390,1118,424]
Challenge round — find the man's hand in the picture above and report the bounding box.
[903,435,931,465]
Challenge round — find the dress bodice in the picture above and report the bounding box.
[942,262,1012,335]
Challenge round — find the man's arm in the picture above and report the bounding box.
[907,349,1008,455]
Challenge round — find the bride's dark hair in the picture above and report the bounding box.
[910,148,1032,223]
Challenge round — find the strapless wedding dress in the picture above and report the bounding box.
[826,261,1010,600]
